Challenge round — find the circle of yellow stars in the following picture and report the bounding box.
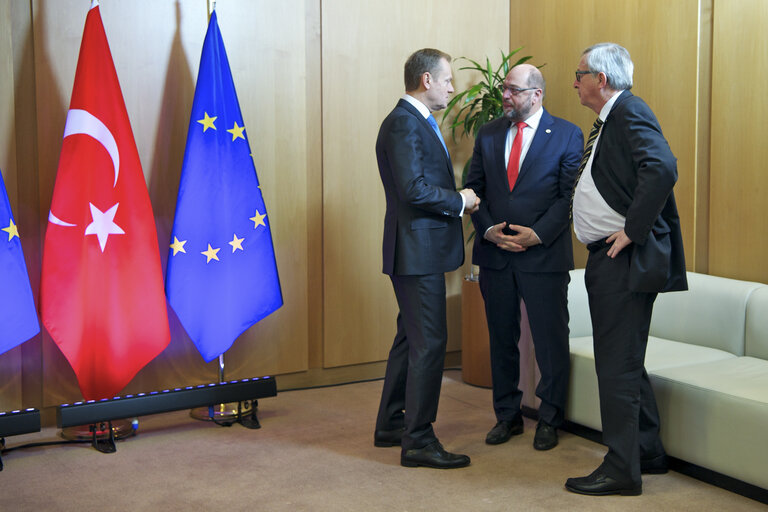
[171,110,267,264]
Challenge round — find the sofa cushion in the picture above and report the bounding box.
[650,272,764,356]
[746,286,768,360]
[566,336,737,432]
[650,357,768,489]
[567,269,591,338]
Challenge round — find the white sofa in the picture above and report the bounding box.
[565,269,768,491]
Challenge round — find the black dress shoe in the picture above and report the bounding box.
[401,441,470,469]
[485,418,524,445]
[533,421,558,451]
[641,453,669,474]
[374,427,404,447]
[565,467,642,496]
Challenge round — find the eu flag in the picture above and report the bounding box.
[0,170,40,355]
[166,11,282,362]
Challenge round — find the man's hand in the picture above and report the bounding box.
[460,188,480,214]
[507,224,541,248]
[606,229,632,258]
[484,222,526,252]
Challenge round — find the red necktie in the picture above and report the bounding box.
[507,121,527,191]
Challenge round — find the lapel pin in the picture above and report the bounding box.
[546,129,551,134]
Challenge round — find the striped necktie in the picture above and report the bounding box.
[570,117,604,219]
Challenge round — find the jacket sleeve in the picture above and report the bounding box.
[619,98,678,246]
[464,125,494,235]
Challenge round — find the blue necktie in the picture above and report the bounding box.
[427,114,449,156]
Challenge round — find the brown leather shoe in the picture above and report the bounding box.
[401,441,470,469]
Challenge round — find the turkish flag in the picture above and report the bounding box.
[41,2,170,400]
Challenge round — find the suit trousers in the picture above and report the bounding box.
[479,265,570,427]
[376,273,447,450]
[585,240,665,484]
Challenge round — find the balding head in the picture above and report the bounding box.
[502,64,545,121]
[508,64,545,96]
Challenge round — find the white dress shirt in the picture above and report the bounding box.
[573,91,626,244]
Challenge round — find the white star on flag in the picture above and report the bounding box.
[85,202,125,252]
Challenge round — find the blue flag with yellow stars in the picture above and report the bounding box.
[166,11,282,362]
[0,170,40,355]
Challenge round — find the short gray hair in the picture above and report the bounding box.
[582,42,633,90]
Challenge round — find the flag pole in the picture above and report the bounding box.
[189,350,260,428]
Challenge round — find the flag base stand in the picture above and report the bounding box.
[60,419,135,453]
[189,399,261,429]
[189,354,262,429]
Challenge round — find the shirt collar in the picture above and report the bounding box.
[402,93,431,119]
[520,106,544,130]
[599,90,624,121]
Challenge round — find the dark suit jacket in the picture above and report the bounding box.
[591,90,687,292]
[464,109,584,272]
[376,98,464,276]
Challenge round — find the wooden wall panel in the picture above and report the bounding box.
[322,0,510,367]
[709,0,768,283]
[510,0,699,270]
[31,0,310,405]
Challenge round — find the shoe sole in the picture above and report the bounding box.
[564,483,642,496]
[533,440,558,451]
[374,440,401,448]
[400,459,471,469]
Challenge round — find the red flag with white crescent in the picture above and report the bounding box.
[41,1,170,400]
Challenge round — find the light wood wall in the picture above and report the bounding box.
[709,0,768,282]
[1,0,766,416]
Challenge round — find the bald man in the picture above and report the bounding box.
[464,64,583,451]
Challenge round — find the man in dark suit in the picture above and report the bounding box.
[565,42,688,496]
[374,48,479,469]
[464,64,583,451]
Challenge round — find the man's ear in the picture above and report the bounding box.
[421,71,431,90]
[597,71,608,88]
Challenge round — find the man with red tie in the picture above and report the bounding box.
[464,64,583,451]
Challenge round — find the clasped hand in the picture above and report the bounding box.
[460,188,480,214]
[484,222,540,253]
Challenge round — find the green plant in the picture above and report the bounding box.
[441,48,534,243]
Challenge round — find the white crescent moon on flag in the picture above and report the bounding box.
[63,109,120,187]
[49,109,121,227]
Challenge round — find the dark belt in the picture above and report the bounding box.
[586,237,609,253]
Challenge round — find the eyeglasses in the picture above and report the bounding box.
[574,70,594,82]
[500,85,539,96]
